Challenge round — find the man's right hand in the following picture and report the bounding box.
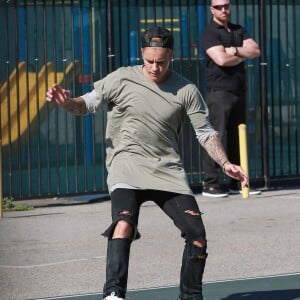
[46,84,71,106]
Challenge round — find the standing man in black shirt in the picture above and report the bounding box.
[201,0,261,197]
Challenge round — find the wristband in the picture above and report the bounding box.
[230,46,238,56]
[222,161,229,172]
[235,47,239,56]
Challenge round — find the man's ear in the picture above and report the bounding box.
[141,48,145,60]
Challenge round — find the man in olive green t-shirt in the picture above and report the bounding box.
[46,27,248,300]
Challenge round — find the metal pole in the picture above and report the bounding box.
[107,0,115,73]
[239,124,249,198]
[260,0,270,189]
[82,4,92,166]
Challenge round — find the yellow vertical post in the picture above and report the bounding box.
[238,124,249,198]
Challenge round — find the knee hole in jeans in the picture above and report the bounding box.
[192,240,207,260]
[184,210,202,216]
[118,210,133,216]
[113,219,133,239]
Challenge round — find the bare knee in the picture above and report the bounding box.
[193,240,206,248]
[191,239,207,260]
[112,217,133,239]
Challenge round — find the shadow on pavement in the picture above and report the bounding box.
[220,289,300,300]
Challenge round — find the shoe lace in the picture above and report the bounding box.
[107,292,120,299]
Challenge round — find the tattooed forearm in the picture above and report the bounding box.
[62,97,87,115]
[203,135,229,167]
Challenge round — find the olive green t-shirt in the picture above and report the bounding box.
[87,65,216,195]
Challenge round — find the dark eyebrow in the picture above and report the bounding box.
[145,58,166,63]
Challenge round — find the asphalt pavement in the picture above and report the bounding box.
[0,185,300,300]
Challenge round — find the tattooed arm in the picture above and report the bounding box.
[203,135,249,188]
[203,135,228,168]
[46,84,87,116]
[61,97,87,115]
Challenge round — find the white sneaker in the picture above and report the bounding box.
[228,188,261,195]
[248,188,262,195]
[103,292,124,300]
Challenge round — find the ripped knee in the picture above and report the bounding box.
[118,210,132,217]
[193,239,206,248]
[113,219,133,238]
[188,240,208,260]
[184,209,202,216]
[115,210,135,228]
[102,210,141,240]
[181,209,206,242]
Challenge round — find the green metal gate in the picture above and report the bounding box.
[0,0,299,199]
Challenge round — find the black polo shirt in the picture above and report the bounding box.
[202,20,250,93]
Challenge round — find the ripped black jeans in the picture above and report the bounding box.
[102,188,207,300]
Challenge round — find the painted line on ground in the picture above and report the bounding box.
[0,256,105,269]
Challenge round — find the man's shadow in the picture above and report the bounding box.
[220,289,300,300]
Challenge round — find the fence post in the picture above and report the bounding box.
[107,0,115,73]
[260,0,270,189]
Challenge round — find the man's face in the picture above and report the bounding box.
[210,0,230,23]
[141,46,173,84]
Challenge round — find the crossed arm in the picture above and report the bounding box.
[206,38,260,67]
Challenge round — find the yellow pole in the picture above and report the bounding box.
[238,124,249,198]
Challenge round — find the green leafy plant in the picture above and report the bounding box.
[2,197,34,211]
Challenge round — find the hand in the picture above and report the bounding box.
[46,84,71,106]
[223,162,249,188]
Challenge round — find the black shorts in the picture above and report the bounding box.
[102,188,206,242]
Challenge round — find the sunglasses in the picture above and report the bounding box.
[212,4,230,11]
